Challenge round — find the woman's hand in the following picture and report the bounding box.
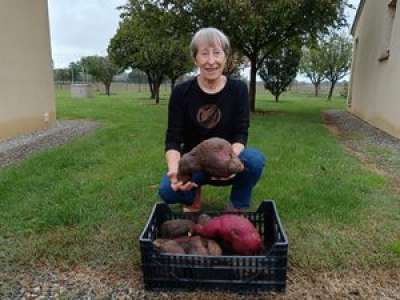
[166,150,197,191]
[168,170,198,191]
[232,142,244,156]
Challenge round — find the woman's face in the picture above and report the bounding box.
[195,41,226,82]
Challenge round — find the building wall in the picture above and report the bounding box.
[0,0,56,140]
[348,0,400,139]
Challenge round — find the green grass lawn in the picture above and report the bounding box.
[1,89,399,278]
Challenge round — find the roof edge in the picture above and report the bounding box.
[351,0,366,36]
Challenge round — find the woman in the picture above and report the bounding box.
[159,27,266,212]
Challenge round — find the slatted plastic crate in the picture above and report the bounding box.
[139,200,288,292]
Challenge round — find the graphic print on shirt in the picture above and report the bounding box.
[196,104,221,129]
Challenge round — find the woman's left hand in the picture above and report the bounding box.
[232,143,244,156]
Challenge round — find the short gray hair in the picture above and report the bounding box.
[190,27,231,59]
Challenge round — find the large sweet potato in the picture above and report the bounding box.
[174,235,222,256]
[205,239,223,256]
[160,219,195,238]
[192,214,262,255]
[187,236,209,255]
[173,235,192,253]
[177,138,244,182]
[153,239,186,254]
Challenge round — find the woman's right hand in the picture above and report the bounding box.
[168,170,198,192]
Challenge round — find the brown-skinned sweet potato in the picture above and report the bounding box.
[160,219,195,238]
[177,138,244,183]
[158,235,224,256]
[153,239,186,254]
[206,239,223,256]
[187,236,209,255]
[173,236,192,253]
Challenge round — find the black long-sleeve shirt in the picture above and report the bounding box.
[165,77,249,154]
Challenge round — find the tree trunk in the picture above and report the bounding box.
[328,81,336,100]
[154,81,160,104]
[151,81,156,99]
[275,94,279,102]
[153,75,163,104]
[146,73,155,99]
[314,82,320,97]
[170,78,176,92]
[249,57,257,112]
[105,82,111,96]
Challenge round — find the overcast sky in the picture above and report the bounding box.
[48,0,126,68]
[48,0,361,69]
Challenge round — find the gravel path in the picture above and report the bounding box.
[2,266,400,299]
[0,120,98,168]
[322,110,400,154]
[322,110,400,181]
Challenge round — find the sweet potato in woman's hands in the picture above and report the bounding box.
[177,138,244,183]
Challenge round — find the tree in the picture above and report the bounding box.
[128,68,146,83]
[259,45,302,102]
[69,62,84,82]
[162,39,193,90]
[299,43,326,97]
[320,32,352,100]
[224,49,248,78]
[54,68,71,84]
[80,56,121,96]
[109,15,164,102]
[157,0,349,111]
[109,1,192,103]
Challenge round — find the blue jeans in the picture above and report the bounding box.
[158,148,266,209]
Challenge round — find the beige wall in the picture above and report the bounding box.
[348,0,400,139]
[0,0,56,140]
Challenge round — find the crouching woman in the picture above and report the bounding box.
[159,27,266,212]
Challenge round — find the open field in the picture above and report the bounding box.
[1,88,399,298]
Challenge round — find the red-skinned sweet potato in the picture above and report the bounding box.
[192,214,262,255]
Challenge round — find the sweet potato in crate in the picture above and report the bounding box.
[139,200,288,292]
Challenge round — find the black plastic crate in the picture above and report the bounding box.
[139,200,288,292]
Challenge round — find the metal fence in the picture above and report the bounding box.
[55,81,347,98]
